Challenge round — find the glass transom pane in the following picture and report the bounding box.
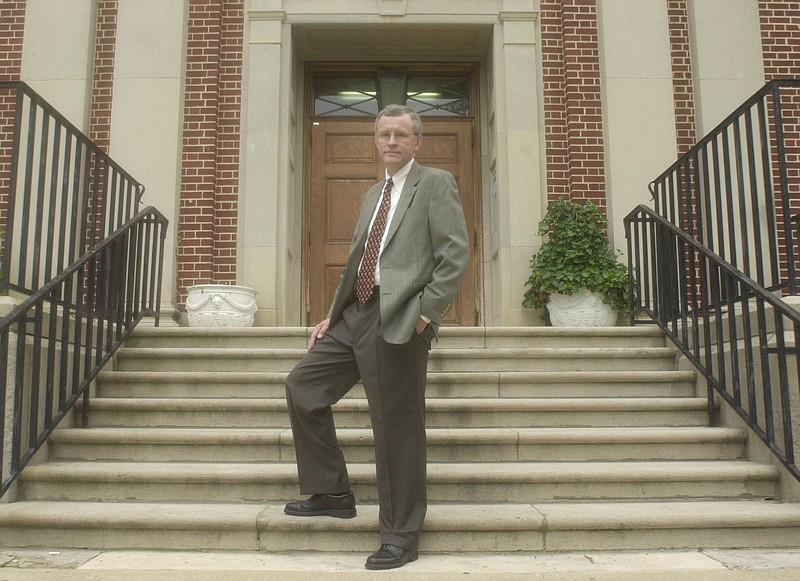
[406,76,471,116]
[313,76,379,117]
[313,73,471,117]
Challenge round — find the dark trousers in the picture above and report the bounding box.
[285,295,433,551]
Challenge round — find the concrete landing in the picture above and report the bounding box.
[2,548,800,580]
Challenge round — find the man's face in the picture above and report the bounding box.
[374,113,422,174]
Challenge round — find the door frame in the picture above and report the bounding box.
[302,62,484,326]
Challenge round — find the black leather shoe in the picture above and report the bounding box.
[365,544,418,570]
[283,492,356,519]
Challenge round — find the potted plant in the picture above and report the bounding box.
[522,197,630,326]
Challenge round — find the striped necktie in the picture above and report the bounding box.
[355,177,393,303]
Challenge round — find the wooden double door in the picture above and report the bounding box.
[305,118,481,326]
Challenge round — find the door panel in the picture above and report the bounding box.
[306,118,480,326]
[308,121,381,323]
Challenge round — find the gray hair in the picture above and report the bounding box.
[375,105,422,136]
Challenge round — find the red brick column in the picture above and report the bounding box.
[89,0,118,153]
[215,1,244,284]
[759,0,800,80]
[540,0,607,209]
[667,0,697,158]
[540,2,569,201]
[0,0,25,81]
[82,0,118,252]
[758,1,800,264]
[177,0,244,303]
[0,0,27,226]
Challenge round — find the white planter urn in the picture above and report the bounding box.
[547,289,618,327]
[186,284,257,327]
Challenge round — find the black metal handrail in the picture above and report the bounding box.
[626,205,799,482]
[0,206,168,498]
[649,79,800,296]
[0,81,144,295]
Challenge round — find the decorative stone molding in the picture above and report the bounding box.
[498,11,539,23]
[377,0,407,17]
[499,11,538,45]
[186,284,258,327]
[248,10,286,44]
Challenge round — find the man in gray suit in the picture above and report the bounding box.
[284,104,470,570]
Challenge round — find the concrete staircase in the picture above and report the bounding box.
[2,325,800,553]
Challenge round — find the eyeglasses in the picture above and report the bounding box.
[375,131,417,143]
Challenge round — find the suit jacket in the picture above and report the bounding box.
[328,162,470,344]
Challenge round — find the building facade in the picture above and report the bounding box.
[1,0,798,326]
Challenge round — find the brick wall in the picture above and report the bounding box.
[0,90,15,229]
[0,0,26,226]
[540,0,607,210]
[0,0,25,81]
[664,0,699,244]
[177,0,244,302]
[667,0,697,157]
[759,0,800,79]
[90,0,118,153]
[759,1,800,243]
[83,0,118,251]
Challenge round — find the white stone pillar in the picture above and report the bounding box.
[689,0,765,134]
[20,0,95,128]
[596,0,677,251]
[492,10,542,325]
[240,9,288,325]
[111,0,187,318]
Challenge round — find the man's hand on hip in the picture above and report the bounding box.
[309,318,331,349]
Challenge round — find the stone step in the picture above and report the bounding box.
[95,369,697,399]
[114,346,679,373]
[7,324,798,558]
[76,397,711,429]
[2,500,799,553]
[125,325,668,350]
[17,460,778,503]
[46,426,747,463]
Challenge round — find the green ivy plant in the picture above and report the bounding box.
[522,197,630,315]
